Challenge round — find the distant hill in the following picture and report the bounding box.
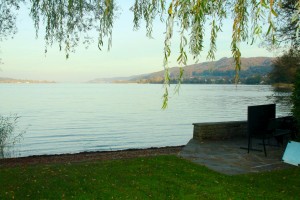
[89,57,275,84]
[0,77,56,84]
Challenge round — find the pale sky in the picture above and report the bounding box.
[0,1,275,83]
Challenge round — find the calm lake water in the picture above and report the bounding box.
[0,84,291,157]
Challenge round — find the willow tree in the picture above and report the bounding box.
[29,0,116,58]
[264,0,300,49]
[1,0,300,107]
[0,0,23,63]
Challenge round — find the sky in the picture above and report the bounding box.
[0,1,276,83]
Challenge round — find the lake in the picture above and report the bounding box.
[0,84,291,157]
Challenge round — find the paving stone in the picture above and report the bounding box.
[179,138,294,175]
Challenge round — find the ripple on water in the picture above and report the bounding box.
[0,84,290,157]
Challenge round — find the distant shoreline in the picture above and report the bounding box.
[0,79,56,84]
[0,82,273,85]
[86,82,272,85]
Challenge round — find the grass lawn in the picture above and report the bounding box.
[0,155,299,199]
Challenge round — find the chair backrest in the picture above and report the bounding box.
[248,104,276,136]
[267,118,277,131]
[276,116,295,130]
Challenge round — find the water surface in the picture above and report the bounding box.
[0,84,290,157]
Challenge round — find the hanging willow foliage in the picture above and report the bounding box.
[293,0,300,39]
[29,0,116,58]
[0,0,23,64]
[1,0,300,107]
[131,0,295,108]
[0,1,23,42]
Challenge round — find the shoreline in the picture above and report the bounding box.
[0,146,184,168]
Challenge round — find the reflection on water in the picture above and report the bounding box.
[0,84,291,157]
[267,87,292,117]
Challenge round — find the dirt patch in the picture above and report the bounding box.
[0,146,183,168]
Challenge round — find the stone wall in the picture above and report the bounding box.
[193,121,247,142]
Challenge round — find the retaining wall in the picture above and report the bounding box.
[193,121,248,142]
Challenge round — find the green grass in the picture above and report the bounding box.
[0,155,299,199]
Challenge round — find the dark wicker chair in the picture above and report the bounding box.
[268,117,294,147]
[247,104,276,156]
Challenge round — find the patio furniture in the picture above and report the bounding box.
[267,118,293,147]
[247,104,276,156]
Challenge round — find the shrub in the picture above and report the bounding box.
[0,114,23,158]
[292,71,300,132]
[269,49,300,84]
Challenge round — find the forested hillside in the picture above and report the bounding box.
[89,57,274,84]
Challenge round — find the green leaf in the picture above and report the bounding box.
[266,24,272,35]
[168,3,172,16]
[271,9,278,17]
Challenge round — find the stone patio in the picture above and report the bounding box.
[179,137,294,175]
